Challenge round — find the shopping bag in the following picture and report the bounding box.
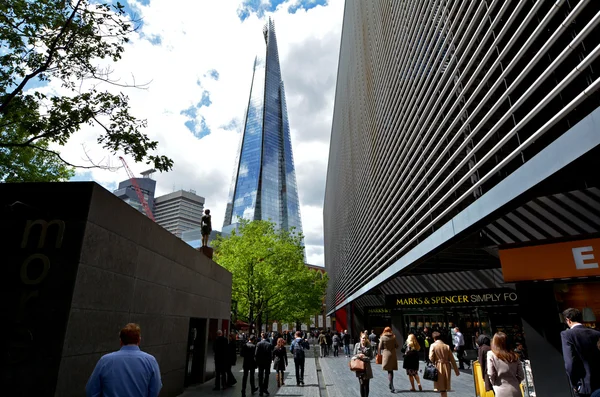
[423,363,439,381]
[375,353,382,364]
[349,357,365,372]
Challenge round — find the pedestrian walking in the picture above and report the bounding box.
[332,332,341,357]
[422,326,433,363]
[429,331,460,397]
[227,332,238,387]
[318,330,327,358]
[343,330,352,357]
[213,330,229,391]
[255,332,273,396]
[477,334,493,394]
[368,329,379,347]
[353,332,374,397]
[453,327,469,369]
[291,330,310,386]
[86,323,162,397]
[561,308,600,397]
[378,326,400,393]
[241,334,259,397]
[273,338,288,387]
[326,331,333,357]
[486,332,524,397]
[403,333,423,392]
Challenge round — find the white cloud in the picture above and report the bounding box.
[46,0,344,266]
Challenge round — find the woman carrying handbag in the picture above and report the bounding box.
[429,331,459,397]
[352,332,374,397]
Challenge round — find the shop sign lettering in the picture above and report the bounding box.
[367,307,391,315]
[386,289,518,308]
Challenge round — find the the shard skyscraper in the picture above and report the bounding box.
[223,18,303,237]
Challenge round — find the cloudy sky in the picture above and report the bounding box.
[56,0,345,266]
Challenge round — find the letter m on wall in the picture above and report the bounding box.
[21,220,66,249]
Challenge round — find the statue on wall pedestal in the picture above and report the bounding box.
[201,209,212,247]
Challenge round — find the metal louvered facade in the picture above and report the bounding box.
[324,0,600,313]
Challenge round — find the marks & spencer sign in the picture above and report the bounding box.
[385,289,518,308]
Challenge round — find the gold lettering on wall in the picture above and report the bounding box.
[21,219,66,249]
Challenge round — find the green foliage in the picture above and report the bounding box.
[0,0,173,181]
[214,220,328,330]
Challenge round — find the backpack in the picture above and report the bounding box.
[291,339,307,360]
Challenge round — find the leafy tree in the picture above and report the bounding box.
[0,0,173,182]
[213,220,328,333]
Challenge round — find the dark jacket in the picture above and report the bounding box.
[240,341,257,370]
[477,336,492,392]
[255,338,273,367]
[561,325,600,395]
[273,346,288,371]
[368,332,379,347]
[326,333,333,346]
[227,338,237,366]
[213,335,229,371]
[342,333,351,346]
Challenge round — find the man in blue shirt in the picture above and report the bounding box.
[86,323,162,397]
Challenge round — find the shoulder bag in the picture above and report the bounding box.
[375,353,382,364]
[423,348,439,381]
[349,356,365,372]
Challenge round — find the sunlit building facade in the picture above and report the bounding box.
[223,18,303,237]
[325,2,600,396]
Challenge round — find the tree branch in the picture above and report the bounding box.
[0,0,84,114]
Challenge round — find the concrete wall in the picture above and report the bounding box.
[53,184,232,397]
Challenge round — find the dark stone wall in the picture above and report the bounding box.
[2,183,232,397]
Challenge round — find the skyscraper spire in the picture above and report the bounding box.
[223,18,303,237]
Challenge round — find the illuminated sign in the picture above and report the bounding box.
[384,289,518,308]
[367,307,391,316]
[500,238,600,282]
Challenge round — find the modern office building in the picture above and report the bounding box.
[155,190,205,238]
[222,18,303,237]
[324,1,600,396]
[113,170,156,217]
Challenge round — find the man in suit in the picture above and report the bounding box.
[561,308,600,397]
[240,334,259,397]
[255,332,273,396]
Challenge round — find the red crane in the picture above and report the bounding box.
[119,156,155,221]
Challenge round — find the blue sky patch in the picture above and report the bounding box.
[288,0,327,14]
[181,97,212,139]
[198,90,212,107]
[237,0,327,20]
[208,69,219,80]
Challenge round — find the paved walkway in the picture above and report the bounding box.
[320,350,476,397]
[178,346,476,397]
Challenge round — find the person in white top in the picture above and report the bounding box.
[453,327,469,369]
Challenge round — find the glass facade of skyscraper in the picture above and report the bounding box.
[223,18,302,236]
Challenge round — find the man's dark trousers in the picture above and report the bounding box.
[294,358,305,385]
[456,346,467,369]
[214,368,227,389]
[258,364,270,393]
[242,368,256,395]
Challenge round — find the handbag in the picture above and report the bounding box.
[423,363,439,381]
[273,356,280,370]
[375,353,382,364]
[349,357,366,372]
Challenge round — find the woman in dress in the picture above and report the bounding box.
[429,331,460,397]
[379,326,399,393]
[477,334,493,393]
[487,332,524,397]
[403,333,423,392]
[273,337,288,387]
[353,332,374,397]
